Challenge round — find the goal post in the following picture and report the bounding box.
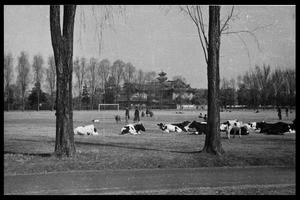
[98,104,119,111]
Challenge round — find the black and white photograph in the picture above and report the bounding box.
[4,5,295,195]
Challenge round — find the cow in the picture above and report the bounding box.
[92,119,100,123]
[220,120,246,139]
[171,121,190,132]
[115,115,121,123]
[74,124,98,136]
[157,123,182,133]
[247,122,257,130]
[120,123,146,135]
[184,120,207,135]
[256,121,291,135]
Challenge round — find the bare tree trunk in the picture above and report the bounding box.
[202,6,224,155]
[50,5,76,158]
[22,94,25,112]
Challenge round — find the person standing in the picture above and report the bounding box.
[125,106,130,123]
[133,106,140,122]
[285,107,289,117]
[277,106,282,120]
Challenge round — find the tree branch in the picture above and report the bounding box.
[220,6,234,33]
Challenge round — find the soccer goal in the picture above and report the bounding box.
[98,104,119,112]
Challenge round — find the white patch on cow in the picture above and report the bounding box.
[121,124,139,135]
[162,124,182,133]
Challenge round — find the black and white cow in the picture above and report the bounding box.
[157,123,182,133]
[120,123,146,135]
[220,120,249,139]
[171,121,190,132]
[92,119,100,123]
[74,124,98,136]
[184,120,207,135]
[256,121,291,135]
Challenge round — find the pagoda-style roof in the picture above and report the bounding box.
[162,79,191,91]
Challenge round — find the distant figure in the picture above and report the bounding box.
[199,113,203,118]
[141,111,145,117]
[277,106,282,120]
[285,107,289,117]
[115,115,121,123]
[146,108,150,117]
[133,106,140,122]
[125,106,130,123]
[149,109,154,117]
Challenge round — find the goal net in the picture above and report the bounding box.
[98,104,119,111]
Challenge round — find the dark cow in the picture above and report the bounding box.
[256,121,291,135]
[184,120,207,135]
[171,121,190,132]
[120,123,146,135]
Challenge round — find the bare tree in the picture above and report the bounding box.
[74,57,87,110]
[136,69,145,107]
[283,68,295,107]
[45,55,56,111]
[123,62,136,105]
[253,64,272,109]
[50,5,126,157]
[87,57,98,110]
[50,5,76,158]
[97,59,111,103]
[32,54,44,111]
[111,60,125,103]
[4,52,14,111]
[16,51,31,112]
[271,68,285,107]
[172,75,187,83]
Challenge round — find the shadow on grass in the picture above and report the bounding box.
[4,151,53,157]
[75,141,201,154]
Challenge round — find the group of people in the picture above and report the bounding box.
[125,106,153,123]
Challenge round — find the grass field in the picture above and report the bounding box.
[4,109,296,194]
[4,109,295,175]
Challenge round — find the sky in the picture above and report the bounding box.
[4,5,295,89]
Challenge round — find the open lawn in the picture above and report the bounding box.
[4,109,295,175]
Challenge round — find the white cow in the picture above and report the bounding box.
[74,124,98,136]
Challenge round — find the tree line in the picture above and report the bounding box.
[4,51,191,111]
[4,51,295,111]
[219,64,295,109]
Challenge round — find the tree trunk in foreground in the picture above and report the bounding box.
[202,6,224,155]
[50,5,76,158]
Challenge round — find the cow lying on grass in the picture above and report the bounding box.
[157,123,182,133]
[256,121,292,135]
[120,123,146,135]
[184,120,207,135]
[92,119,100,123]
[74,124,98,136]
[171,121,190,132]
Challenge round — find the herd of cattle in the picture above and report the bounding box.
[74,114,296,139]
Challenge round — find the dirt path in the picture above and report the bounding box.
[4,166,295,195]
